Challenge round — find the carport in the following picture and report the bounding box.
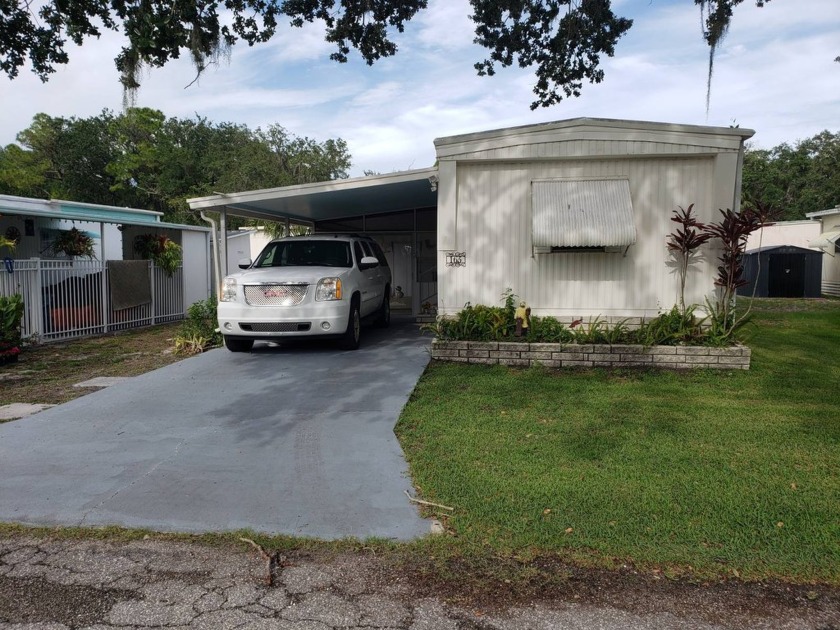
[188,168,439,316]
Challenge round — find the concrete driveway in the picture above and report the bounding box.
[0,318,431,540]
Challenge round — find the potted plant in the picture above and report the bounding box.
[46,228,96,258]
[134,233,182,277]
[0,294,24,366]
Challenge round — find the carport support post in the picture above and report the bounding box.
[219,207,228,280]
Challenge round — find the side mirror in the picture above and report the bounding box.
[360,256,379,269]
[238,258,252,269]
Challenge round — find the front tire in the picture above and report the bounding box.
[374,292,390,328]
[340,299,361,350]
[224,337,254,353]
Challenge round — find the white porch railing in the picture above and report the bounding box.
[0,259,185,342]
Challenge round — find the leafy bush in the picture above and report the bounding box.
[528,315,572,343]
[422,289,520,341]
[0,293,24,360]
[0,294,24,339]
[427,294,743,346]
[173,298,222,354]
[570,316,612,344]
[636,305,705,346]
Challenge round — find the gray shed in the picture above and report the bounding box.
[738,245,823,298]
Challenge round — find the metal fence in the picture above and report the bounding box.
[0,259,184,342]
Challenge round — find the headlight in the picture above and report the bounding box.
[220,277,238,302]
[316,277,342,301]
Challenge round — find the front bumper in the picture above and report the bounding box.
[218,299,350,339]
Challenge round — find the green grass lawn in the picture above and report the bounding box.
[396,298,840,584]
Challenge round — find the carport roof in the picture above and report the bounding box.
[187,167,439,224]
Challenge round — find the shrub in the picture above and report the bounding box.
[426,295,745,347]
[174,298,222,354]
[423,289,520,341]
[0,294,24,361]
[528,315,571,343]
[636,305,705,346]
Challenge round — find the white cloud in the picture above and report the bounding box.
[412,0,476,53]
[249,21,334,64]
[350,82,405,108]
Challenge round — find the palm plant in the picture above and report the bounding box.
[667,204,711,314]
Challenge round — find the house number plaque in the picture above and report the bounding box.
[445,252,466,267]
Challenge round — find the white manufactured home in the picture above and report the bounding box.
[434,119,754,320]
[806,205,840,297]
[746,220,821,252]
[189,118,754,320]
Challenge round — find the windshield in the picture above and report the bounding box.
[253,240,353,268]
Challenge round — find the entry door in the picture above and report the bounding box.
[769,254,805,297]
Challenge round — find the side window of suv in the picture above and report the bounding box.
[353,241,366,269]
[368,240,389,267]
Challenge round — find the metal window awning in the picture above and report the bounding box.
[532,179,636,252]
[809,230,840,253]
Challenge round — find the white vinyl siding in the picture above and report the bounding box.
[439,156,716,318]
[814,217,840,297]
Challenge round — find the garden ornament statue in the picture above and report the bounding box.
[515,301,531,337]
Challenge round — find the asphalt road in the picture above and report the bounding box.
[0,318,431,540]
[3,536,837,629]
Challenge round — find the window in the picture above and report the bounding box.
[532,179,636,253]
[254,241,352,268]
[353,241,366,269]
[368,240,389,267]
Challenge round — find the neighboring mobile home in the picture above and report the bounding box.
[745,220,821,251]
[807,205,840,297]
[188,118,754,320]
[0,194,211,341]
[226,228,272,274]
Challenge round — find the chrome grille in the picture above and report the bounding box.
[244,283,308,306]
[240,322,311,332]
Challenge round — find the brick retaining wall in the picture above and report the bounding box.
[430,340,751,370]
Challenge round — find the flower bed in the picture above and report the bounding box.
[431,340,751,370]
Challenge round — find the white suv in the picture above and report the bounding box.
[218,234,391,352]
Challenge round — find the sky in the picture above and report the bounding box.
[1,0,838,177]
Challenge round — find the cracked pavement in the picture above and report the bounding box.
[2,536,838,630]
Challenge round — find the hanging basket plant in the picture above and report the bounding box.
[134,233,182,277]
[46,228,96,258]
[0,235,17,253]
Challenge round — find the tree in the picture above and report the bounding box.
[1,1,772,109]
[0,109,352,224]
[741,131,840,219]
[10,111,119,204]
